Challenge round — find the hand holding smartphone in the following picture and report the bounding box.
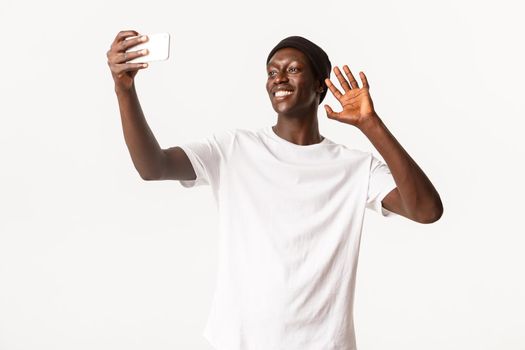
[125,32,170,63]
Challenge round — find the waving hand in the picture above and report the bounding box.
[324,65,377,129]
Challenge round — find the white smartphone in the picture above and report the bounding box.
[125,32,170,63]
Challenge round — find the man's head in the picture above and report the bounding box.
[266,36,331,114]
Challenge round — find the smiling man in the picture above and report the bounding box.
[109,32,443,350]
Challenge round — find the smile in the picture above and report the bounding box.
[274,90,293,98]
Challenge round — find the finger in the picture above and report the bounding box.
[343,65,359,89]
[119,34,148,52]
[324,78,344,101]
[333,66,352,93]
[360,71,370,89]
[324,104,340,121]
[118,49,149,64]
[115,62,149,77]
[112,30,139,47]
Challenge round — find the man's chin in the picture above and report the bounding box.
[271,101,296,114]
[273,106,293,115]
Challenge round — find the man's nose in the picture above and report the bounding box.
[274,71,289,83]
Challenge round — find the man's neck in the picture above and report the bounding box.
[272,116,324,146]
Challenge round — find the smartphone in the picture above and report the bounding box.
[125,32,170,63]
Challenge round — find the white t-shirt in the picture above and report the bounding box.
[179,125,399,350]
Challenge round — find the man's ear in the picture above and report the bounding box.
[316,80,324,93]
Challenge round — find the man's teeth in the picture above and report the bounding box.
[275,90,293,97]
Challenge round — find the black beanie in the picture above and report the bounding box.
[266,35,332,104]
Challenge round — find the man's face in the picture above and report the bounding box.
[266,47,321,115]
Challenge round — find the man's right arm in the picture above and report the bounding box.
[107,30,196,182]
[115,85,196,181]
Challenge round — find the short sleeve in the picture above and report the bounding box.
[366,153,399,217]
[178,129,235,189]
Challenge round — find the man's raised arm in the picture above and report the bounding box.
[107,30,196,181]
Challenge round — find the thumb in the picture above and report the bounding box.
[324,104,339,120]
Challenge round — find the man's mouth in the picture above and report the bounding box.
[273,90,294,98]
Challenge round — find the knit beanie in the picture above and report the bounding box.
[266,36,332,104]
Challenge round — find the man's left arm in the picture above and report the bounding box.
[359,113,443,223]
[324,65,443,224]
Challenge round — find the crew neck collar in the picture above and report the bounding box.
[265,125,328,148]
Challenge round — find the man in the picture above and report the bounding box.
[107,31,443,350]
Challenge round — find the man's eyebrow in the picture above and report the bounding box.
[267,59,302,68]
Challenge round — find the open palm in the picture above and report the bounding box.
[324,65,377,129]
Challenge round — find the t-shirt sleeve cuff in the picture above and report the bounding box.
[377,181,399,217]
[178,145,207,188]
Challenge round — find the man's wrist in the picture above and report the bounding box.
[357,112,382,134]
[114,83,136,96]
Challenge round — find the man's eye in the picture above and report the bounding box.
[289,67,298,72]
[268,71,276,77]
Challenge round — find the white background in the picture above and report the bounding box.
[1,0,524,349]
